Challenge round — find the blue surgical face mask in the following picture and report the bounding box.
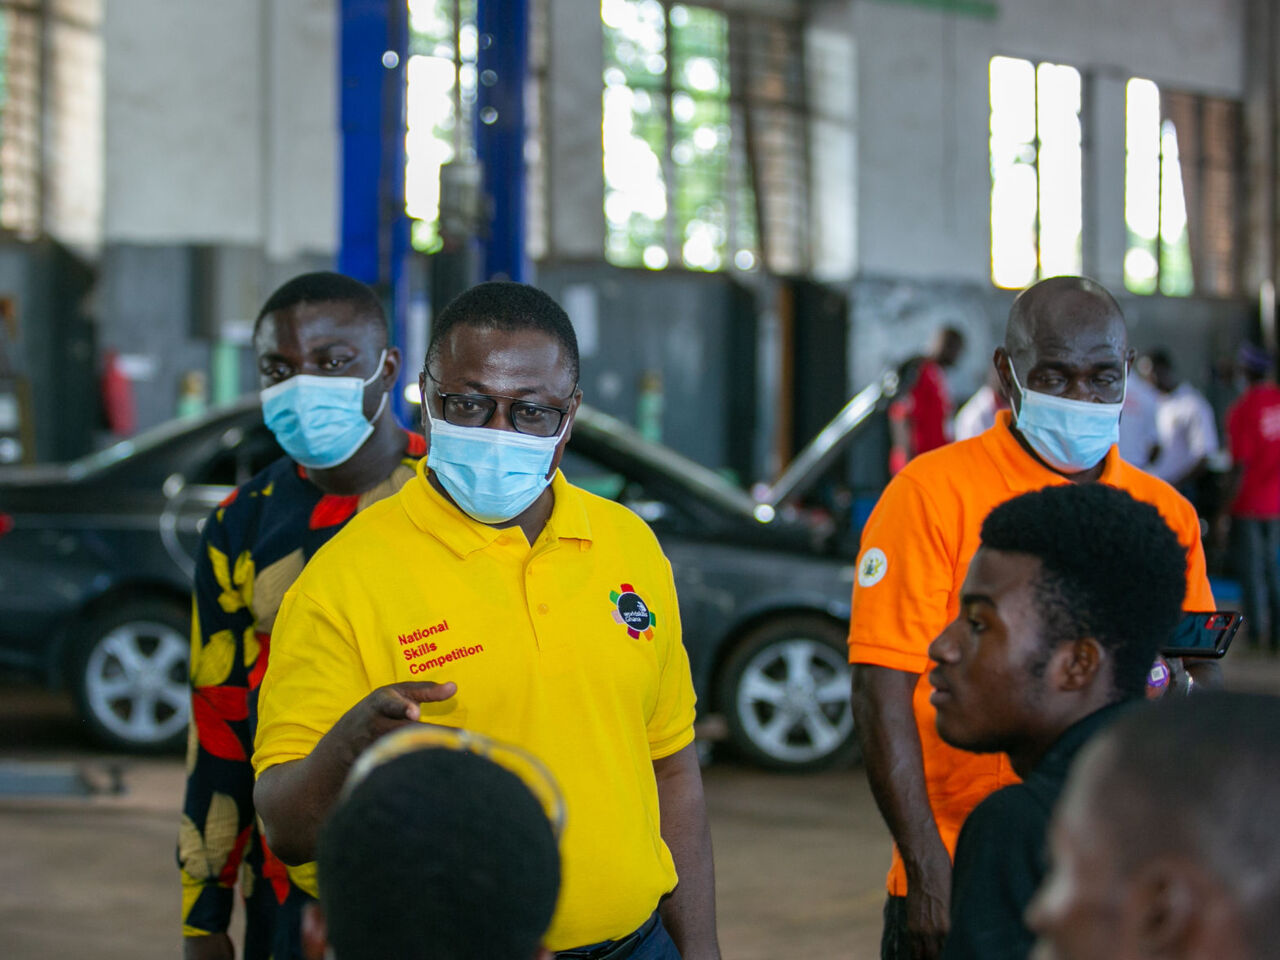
[261,351,387,469]
[425,410,569,524]
[1009,363,1125,473]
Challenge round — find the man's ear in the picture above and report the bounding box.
[301,902,329,960]
[1129,858,1199,956]
[1058,637,1104,691]
[533,948,555,960]
[381,345,402,386]
[993,348,1014,404]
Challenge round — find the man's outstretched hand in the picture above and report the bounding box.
[255,680,459,866]
[323,680,459,766]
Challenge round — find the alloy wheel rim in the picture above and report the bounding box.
[736,637,853,763]
[84,621,190,746]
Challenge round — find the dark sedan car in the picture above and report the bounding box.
[0,399,859,770]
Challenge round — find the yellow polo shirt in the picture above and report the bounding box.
[254,460,697,950]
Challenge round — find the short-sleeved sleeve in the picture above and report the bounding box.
[1181,521,1215,611]
[646,556,697,759]
[252,585,370,776]
[848,472,956,675]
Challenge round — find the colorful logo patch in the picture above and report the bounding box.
[610,583,656,640]
[857,547,889,587]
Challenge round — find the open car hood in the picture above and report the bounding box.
[757,372,896,510]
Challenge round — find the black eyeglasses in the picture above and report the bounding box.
[425,370,576,438]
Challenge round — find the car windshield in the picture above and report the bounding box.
[572,406,763,521]
[62,399,260,481]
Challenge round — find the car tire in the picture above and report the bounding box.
[717,615,859,772]
[68,598,192,753]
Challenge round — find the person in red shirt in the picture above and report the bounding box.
[1225,342,1280,653]
[888,327,966,474]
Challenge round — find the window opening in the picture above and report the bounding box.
[989,55,1083,289]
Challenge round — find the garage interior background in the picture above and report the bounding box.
[0,0,1275,499]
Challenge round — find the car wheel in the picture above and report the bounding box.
[69,599,191,753]
[718,615,858,772]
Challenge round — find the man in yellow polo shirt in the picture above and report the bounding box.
[253,281,719,960]
[849,276,1215,960]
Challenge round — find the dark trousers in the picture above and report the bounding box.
[1233,517,1280,650]
[881,895,910,960]
[556,912,681,960]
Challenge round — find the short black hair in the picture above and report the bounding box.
[979,484,1186,698]
[1083,692,1280,954]
[1146,347,1174,371]
[255,271,387,343]
[426,281,579,384]
[317,747,560,960]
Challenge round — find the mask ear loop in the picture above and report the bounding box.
[362,350,388,387]
[541,397,577,480]
[1008,360,1027,423]
[363,350,389,424]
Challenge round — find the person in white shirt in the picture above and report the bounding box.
[1146,349,1220,499]
[953,368,1008,441]
[1118,367,1162,469]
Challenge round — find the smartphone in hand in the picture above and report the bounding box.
[1161,611,1243,659]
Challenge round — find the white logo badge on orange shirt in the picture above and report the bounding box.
[858,548,888,587]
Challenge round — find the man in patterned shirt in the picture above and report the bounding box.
[179,272,425,960]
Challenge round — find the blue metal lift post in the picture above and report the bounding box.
[338,0,412,420]
[476,0,530,283]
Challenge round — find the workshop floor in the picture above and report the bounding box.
[4,647,1278,960]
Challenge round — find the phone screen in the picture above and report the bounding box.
[1162,611,1242,658]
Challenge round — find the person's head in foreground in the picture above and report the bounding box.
[928,483,1186,775]
[303,727,563,960]
[1027,691,1280,960]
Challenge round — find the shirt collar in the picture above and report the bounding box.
[1031,700,1134,779]
[401,457,593,558]
[979,410,1124,489]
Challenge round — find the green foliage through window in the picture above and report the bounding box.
[406,0,478,254]
[1124,79,1193,297]
[602,0,760,272]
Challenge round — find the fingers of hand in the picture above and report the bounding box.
[369,681,458,722]
[400,680,458,702]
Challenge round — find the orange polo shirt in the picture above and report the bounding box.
[848,411,1213,896]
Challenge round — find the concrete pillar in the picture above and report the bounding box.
[545,0,605,261]
[1083,71,1128,292]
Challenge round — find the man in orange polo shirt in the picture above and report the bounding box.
[848,276,1214,960]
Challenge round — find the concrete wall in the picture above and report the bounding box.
[103,0,337,257]
[849,0,1246,284]
[98,0,337,433]
[89,0,1254,450]
[834,0,1251,452]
